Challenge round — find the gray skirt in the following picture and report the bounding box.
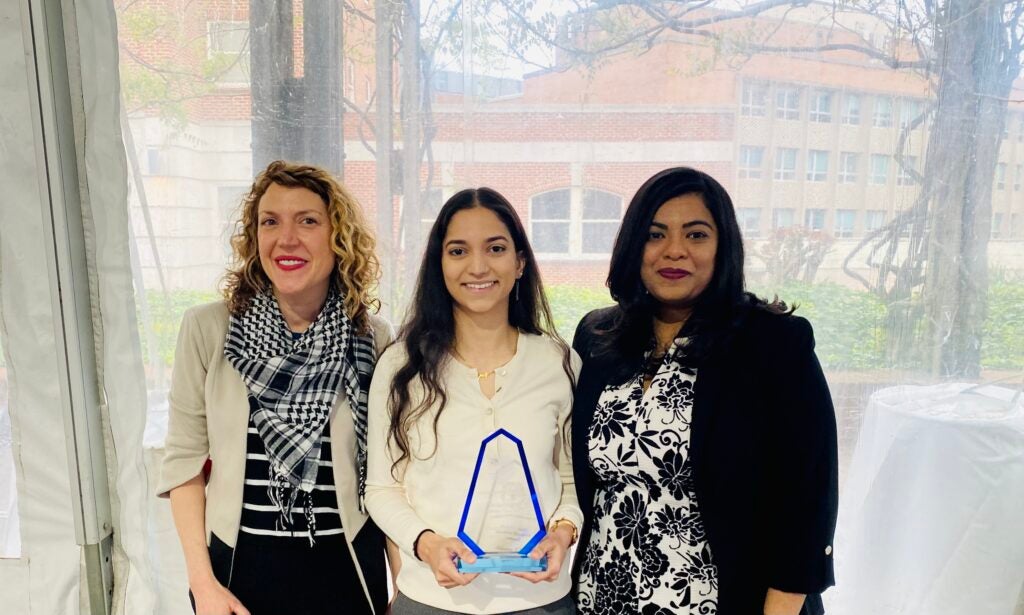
[391,593,575,615]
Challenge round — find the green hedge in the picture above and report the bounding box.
[982,278,1024,369]
[134,280,1024,371]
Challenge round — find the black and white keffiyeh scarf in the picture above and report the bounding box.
[224,290,376,543]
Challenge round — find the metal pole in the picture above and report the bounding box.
[22,0,113,612]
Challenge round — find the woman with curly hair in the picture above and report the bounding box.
[571,167,838,615]
[158,160,392,614]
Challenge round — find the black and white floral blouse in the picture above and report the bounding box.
[577,343,719,615]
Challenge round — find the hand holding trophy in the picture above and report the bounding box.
[456,428,552,573]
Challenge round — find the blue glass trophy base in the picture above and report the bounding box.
[457,553,548,573]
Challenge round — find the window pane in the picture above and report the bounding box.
[531,190,570,220]
[772,208,795,229]
[531,221,570,254]
[582,190,621,220]
[738,208,761,237]
[805,208,826,230]
[582,222,618,254]
[843,94,861,125]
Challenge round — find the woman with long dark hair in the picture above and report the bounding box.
[366,188,582,614]
[571,167,838,615]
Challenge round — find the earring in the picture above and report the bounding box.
[514,279,521,301]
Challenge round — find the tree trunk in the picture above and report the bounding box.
[375,0,396,313]
[400,0,423,300]
[303,0,344,176]
[920,0,1017,378]
[250,0,294,172]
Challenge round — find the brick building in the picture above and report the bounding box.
[118,0,1024,293]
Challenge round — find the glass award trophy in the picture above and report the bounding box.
[456,428,548,573]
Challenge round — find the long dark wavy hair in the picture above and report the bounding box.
[598,167,790,379]
[387,188,574,475]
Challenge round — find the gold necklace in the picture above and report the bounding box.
[475,369,496,380]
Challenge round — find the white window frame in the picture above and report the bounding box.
[581,189,623,255]
[772,208,795,229]
[873,96,893,127]
[804,208,826,231]
[530,188,623,258]
[739,146,764,179]
[206,20,250,87]
[737,207,762,238]
[775,87,801,120]
[842,93,861,125]
[806,150,829,182]
[870,154,889,185]
[809,90,833,123]
[774,148,797,181]
[741,82,768,116]
[834,209,856,238]
[839,152,859,183]
[865,209,886,232]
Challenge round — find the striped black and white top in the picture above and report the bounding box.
[239,404,345,539]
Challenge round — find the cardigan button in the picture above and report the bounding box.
[825,545,833,555]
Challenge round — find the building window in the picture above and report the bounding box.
[899,99,924,129]
[996,163,1006,190]
[530,188,623,256]
[1015,164,1022,191]
[991,212,1004,239]
[1018,116,1024,143]
[737,208,761,238]
[739,146,765,179]
[809,91,833,123]
[842,94,861,125]
[207,21,250,85]
[741,82,768,116]
[1011,213,1022,237]
[530,190,571,254]
[873,96,893,127]
[834,209,856,238]
[419,189,444,238]
[897,156,918,186]
[775,87,801,120]
[774,148,797,181]
[772,208,795,229]
[364,77,373,104]
[581,190,622,254]
[865,209,886,232]
[870,154,890,185]
[345,59,356,100]
[804,208,826,231]
[806,150,829,182]
[839,152,859,183]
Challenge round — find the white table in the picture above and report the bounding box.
[833,383,1024,615]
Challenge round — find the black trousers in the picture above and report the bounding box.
[193,524,387,615]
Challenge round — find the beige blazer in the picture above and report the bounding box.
[157,301,393,608]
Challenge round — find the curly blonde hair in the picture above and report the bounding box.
[222,160,380,331]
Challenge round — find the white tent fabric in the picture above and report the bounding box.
[0,1,156,613]
[0,3,80,612]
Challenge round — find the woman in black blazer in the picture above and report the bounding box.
[571,167,838,615]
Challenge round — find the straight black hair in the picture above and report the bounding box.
[598,167,788,377]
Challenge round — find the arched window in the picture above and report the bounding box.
[529,188,622,257]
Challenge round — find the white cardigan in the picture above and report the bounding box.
[365,333,583,614]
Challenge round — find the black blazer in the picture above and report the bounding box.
[570,305,838,615]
